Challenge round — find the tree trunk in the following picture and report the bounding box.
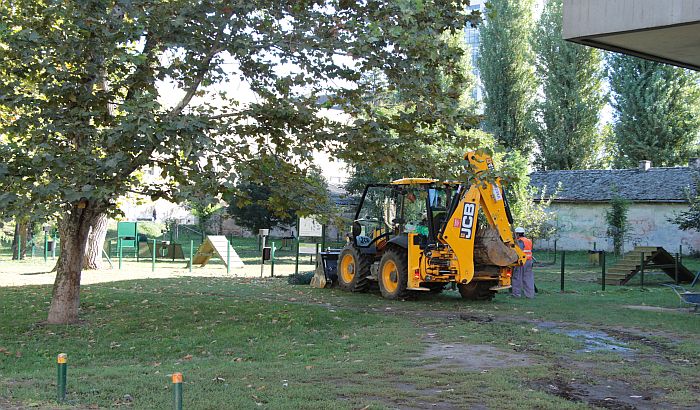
[47,202,102,324]
[11,217,29,260]
[83,213,109,270]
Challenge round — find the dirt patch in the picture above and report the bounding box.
[532,378,659,410]
[420,343,537,371]
[458,314,493,324]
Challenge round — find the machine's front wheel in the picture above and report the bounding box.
[457,281,496,301]
[337,245,371,292]
[378,248,408,299]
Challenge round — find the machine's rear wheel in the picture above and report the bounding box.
[458,281,496,301]
[337,245,371,292]
[378,248,408,299]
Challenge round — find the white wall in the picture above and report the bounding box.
[537,202,700,254]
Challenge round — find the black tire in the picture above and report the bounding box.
[337,244,371,292]
[378,248,409,299]
[458,281,496,301]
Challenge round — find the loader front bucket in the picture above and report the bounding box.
[474,226,519,266]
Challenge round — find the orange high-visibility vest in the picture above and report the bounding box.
[518,237,533,260]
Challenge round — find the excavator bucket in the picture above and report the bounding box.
[474,226,519,266]
[310,266,327,288]
[310,250,340,288]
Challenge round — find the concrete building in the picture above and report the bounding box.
[465,0,486,105]
[563,0,700,71]
[530,160,700,254]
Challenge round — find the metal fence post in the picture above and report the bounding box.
[601,251,606,291]
[640,251,645,290]
[44,231,48,262]
[118,237,123,270]
[226,239,231,274]
[560,251,565,292]
[152,239,156,273]
[675,253,679,285]
[189,240,194,273]
[271,242,276,277]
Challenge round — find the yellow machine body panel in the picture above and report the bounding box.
[391,178,440,185]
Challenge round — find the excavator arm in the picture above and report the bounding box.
[438,151,527,284]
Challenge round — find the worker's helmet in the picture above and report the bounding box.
[514,227,525,234]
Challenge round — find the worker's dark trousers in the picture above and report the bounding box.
[512,260,535,298]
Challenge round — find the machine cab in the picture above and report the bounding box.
[351,179,457,251]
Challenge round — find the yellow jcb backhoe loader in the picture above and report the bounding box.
[312,151,526,300]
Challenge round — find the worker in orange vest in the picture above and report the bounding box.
[513,227,535,298]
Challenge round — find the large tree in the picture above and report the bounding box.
[0,0,477,323]
[343,32,482,192]
[607,54,700,168]
[478,0,536,153]
[531,0,606,170]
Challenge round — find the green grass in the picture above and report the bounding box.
[1,248,699,409]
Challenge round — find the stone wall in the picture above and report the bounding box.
[536,202,700,254]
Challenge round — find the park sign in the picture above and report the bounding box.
[299,216,323,237]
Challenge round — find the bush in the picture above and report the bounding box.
[287,271,314,285]
[137,222,164,239]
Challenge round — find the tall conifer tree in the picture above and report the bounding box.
[531,0,606,170]
[478,0,536,152]
[607,54,700,167]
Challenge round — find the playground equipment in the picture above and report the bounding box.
[605,246,694,286]
[188,235,244,269]
[314,151,526,301]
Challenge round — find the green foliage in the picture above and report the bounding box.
[670,178,700,232]
[478,0,536,153]
[531,0,606,170]
[605,193,629,255]
[0,0,479,218]
[228,168,331,233]
[497,151,557,240]
[287,271,314,285]
[228,182,296,234]
[607,54,700,168]
[342,33,483,191]
[187,199,222,235]
[137,222,164,239]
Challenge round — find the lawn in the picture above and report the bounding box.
[1,248,699,409]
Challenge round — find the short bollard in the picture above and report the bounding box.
[57,353,67,402]
[172,372,183,410]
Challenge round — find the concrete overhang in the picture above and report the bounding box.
[563,0,700,71]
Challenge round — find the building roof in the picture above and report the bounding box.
[529,166,698,203]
